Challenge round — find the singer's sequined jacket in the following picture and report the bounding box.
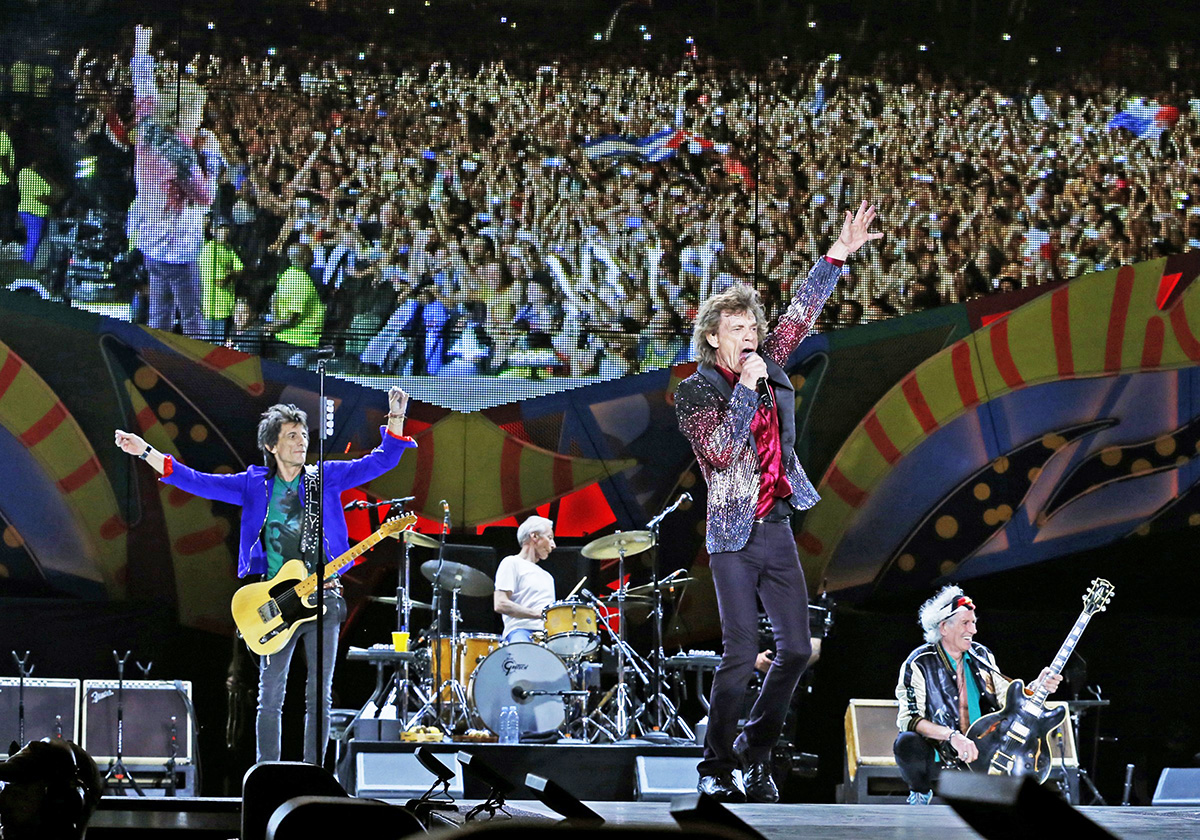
[675,257,840,554]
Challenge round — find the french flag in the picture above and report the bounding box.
[584,128,713,163]
[1107,100,1180,141]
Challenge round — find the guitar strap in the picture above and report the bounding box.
[298,466,323,574]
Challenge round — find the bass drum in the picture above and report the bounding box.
[468,642,571,737]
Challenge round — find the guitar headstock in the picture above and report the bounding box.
[379,513,418,539]
[1083,578,1115,615]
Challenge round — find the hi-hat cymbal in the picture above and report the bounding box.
[625,577,695,599]
[370,596,433,609]
[420,559,494,597]
[400,530,440,550]
[580,530,655,560]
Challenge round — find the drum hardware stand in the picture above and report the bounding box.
[588,604,655,738]
[411,586,472,732]
[643,492,694,739]
[103,650,144,796]
[12,651,32,747]
[393,505,426,725]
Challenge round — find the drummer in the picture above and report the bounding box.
[493,515,558,642]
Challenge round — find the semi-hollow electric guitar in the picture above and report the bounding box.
[955,578,1114,782]
[232,513,417,655]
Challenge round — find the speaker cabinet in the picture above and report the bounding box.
[0,678,81,755]
[843,699,1079,804]
[1153,768,1200,805]
[353,751,464,799]
[81,680,192,763]
[635,755,702,801]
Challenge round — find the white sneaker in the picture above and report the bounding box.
[906,790,933,805]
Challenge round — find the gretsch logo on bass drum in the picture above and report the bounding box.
[502,657,528,675]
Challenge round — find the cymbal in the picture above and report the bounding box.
[580,530,655,560]
[420,559,494,598]
[369,596,433,609]
[400,530,440,550]
[625,577,695,599]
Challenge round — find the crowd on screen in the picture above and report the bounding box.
[2,36,1199,377]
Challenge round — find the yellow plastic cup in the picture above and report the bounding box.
[392,631,410,652]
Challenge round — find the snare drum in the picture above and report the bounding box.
[542,599,599,657]
[468,642,571,736]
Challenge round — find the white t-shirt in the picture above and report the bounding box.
[494,554,557,636]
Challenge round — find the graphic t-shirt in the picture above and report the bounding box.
[264,473,304,579]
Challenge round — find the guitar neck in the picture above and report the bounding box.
[294,530,389,598]
[1030,608,1092,706]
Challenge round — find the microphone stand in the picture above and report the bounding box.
[313,359,328,767]
[644,494,691,736]
[12,651,32,748]
[426,502,451,725]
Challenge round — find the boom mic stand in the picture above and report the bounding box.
[103,650,144,796]
[12,651,32,748]
[643,493,692,738]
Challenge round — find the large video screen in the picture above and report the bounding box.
[3,0,1197,408]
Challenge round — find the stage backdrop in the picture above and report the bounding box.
[2,253,1200,645]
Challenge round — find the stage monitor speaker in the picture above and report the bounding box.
[635,755,701,802]
[81,679,192,763]
[938,772,1115,840]
[1152,767,1200,805]
[0,678,81,755]
[354,751,464,799]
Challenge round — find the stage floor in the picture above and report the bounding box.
[505,801,1200,839]
[91,796,1200,839]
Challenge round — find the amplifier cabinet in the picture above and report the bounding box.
[843,698,1079,804]
[81,680,193,764]
[0,678,81,756]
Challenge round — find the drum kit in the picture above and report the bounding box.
[380,501,697,743]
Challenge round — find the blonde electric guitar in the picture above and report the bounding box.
[232,513,417,655]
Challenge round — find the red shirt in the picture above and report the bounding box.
[716,366,792,518]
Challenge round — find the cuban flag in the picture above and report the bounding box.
[584,128,713,163]
[1107,100,1181,141]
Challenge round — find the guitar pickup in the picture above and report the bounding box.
[258,601,281,622]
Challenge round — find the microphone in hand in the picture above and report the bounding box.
[756,377,773,409]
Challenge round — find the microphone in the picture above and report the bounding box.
[343,500,363,511]
[756,376,773,409]
[579,588,601,606]
[312,347,337,359]
[512,686,529,700]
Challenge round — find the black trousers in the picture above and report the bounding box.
[894,730,942,794]
[699,519,811,775]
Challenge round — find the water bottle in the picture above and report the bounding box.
[500,706,518,744]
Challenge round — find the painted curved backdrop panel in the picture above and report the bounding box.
[2,252,1198,636]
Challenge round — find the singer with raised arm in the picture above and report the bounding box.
[113,387,414,765]
[675,201,881,803]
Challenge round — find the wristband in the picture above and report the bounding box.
[139,444,152,460]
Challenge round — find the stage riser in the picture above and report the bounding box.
[341,741,703,800]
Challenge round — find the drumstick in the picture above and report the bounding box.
[567,576,587,599]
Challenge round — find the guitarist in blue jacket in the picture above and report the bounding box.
[115,387,415,763]
[893,585,1062,804]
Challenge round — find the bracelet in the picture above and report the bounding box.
[139,444,152,460]
[947,730,959,743]
[387,412,406,420]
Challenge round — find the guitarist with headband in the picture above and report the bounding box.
[893,585,1062,804]
[115,387,414,764]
